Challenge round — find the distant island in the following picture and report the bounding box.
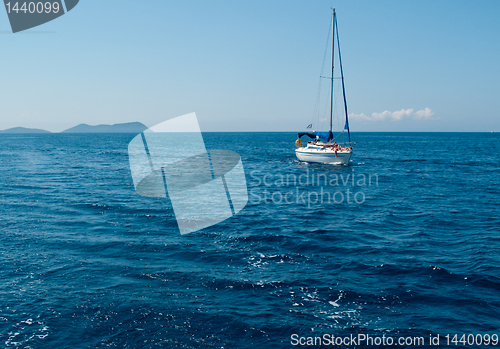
[61,122,148,133]
[0,127,51,134]
[0,122,148,134]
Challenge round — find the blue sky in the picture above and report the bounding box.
[1,0,499,132]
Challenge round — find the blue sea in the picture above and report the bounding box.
[1,132,499,348]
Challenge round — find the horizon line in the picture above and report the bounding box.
[0,130,497,134]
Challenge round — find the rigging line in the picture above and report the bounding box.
[320,18,332,79]
[321,84,331,131]
[329,9,335,133]
[332,132,343,141]
[312,76,322,124]
[335,15,351,143]
[311,17,333,128]
[334,83,342,133]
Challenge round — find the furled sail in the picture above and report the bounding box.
[313,131,333,142]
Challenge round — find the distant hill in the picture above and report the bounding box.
[0,127,51,134]
[61,122,148,133]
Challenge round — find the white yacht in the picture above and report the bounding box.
[295,8,354,165]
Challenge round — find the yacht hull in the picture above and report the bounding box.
[295,147,352,165]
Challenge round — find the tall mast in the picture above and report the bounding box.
[329,8,335,135]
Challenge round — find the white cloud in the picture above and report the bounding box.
[349,108,435,121]
[414,107,435,120]
[348,112,371,121]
